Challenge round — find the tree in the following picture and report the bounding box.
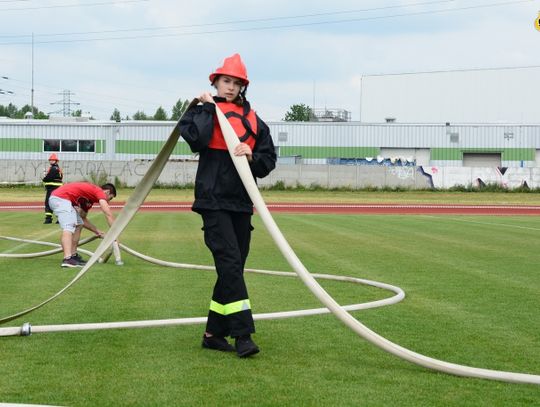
[34,109,48,119]
[14,105,30,119]
[110,108,121,122]
[171,98,189,120]
[0,103,47,119]
[283,103,313,122]
[153,106,168,121]
[72,109,82,117]
[23,105,48,119]
[132,110,148,120]
[5,103,18,118]
[22,104,48,119]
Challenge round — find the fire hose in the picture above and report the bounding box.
[0,100,538,385]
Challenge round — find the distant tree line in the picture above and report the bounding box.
[0,98,192,122]
[0,103,48,119]
[2,100,310,122]
[109,99,192,122]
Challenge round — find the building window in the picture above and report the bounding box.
[43,139,60,152]
[61,140,77,152]
[43,139,96,153]
[79,140,95,152]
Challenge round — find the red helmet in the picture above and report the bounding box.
[209,53,249,85]
[48,153,59,161]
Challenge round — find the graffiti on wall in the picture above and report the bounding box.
[3,160,539,189]
[388,166,415,180]
[420,166,540,189]
[4,160,150,183]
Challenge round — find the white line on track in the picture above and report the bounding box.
[421,215,540,231]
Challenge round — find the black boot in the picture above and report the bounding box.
[202,335,234,352]
[234,335,260,358]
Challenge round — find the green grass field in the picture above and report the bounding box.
[1,191,540,406]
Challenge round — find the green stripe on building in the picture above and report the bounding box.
[116,140,192,155]
[502,148,535,161]
[96,140,104,153]
[0,138,41,152]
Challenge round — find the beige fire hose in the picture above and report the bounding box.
[0,236,97,259]
[0,238,404,337]
[0,100,198,325]
[213,107,540,385]
[97,241,123,265]
[0,101,538,384]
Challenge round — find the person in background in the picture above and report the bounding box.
[179,53,276,357]
[42,153,63,224]
[49,182,117,268]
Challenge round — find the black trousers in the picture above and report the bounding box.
[201,210,255,338]
[44,185,59,216]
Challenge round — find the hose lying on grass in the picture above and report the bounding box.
[0,235,98,259]
[0,236,405,337]
[214,106,540,385]
[0,101,538,385]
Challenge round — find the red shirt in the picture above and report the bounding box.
[51,182,107,211]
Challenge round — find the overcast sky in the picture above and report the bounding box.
[0,0,539,121]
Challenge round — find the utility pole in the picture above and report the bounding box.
[49,90,80,117]
[31,32,34,116]
[312,79,316,121]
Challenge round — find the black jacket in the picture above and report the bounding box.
[42,163,63,185]
[179,100,276,214]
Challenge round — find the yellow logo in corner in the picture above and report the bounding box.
[535,11,540,32]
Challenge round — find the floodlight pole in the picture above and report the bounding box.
[31,32,34,115]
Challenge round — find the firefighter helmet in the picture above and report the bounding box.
[209,53,249,85]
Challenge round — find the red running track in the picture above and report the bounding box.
[1,202,540,215]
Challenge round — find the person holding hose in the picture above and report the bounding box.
[49,182,117,268]
[179,53,276,357]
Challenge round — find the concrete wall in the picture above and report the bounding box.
[1,160,538,189]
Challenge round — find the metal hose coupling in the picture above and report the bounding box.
[21,322,32,336]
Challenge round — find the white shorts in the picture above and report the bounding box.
[48,196,83,233]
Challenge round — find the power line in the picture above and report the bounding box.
[0,0,148,12]
[364,65,540,77]
[1,74,186,118]
[0,0,457,39]
[0,0,533,45]
[3,75,178,107]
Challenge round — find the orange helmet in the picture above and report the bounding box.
[209,53,249,85]
[48,153,59,161]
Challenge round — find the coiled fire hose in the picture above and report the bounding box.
[0,100,538,385]
[0,236,405,336]
[213,107,540,385]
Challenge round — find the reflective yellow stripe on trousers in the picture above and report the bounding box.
[210,299,251,315]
